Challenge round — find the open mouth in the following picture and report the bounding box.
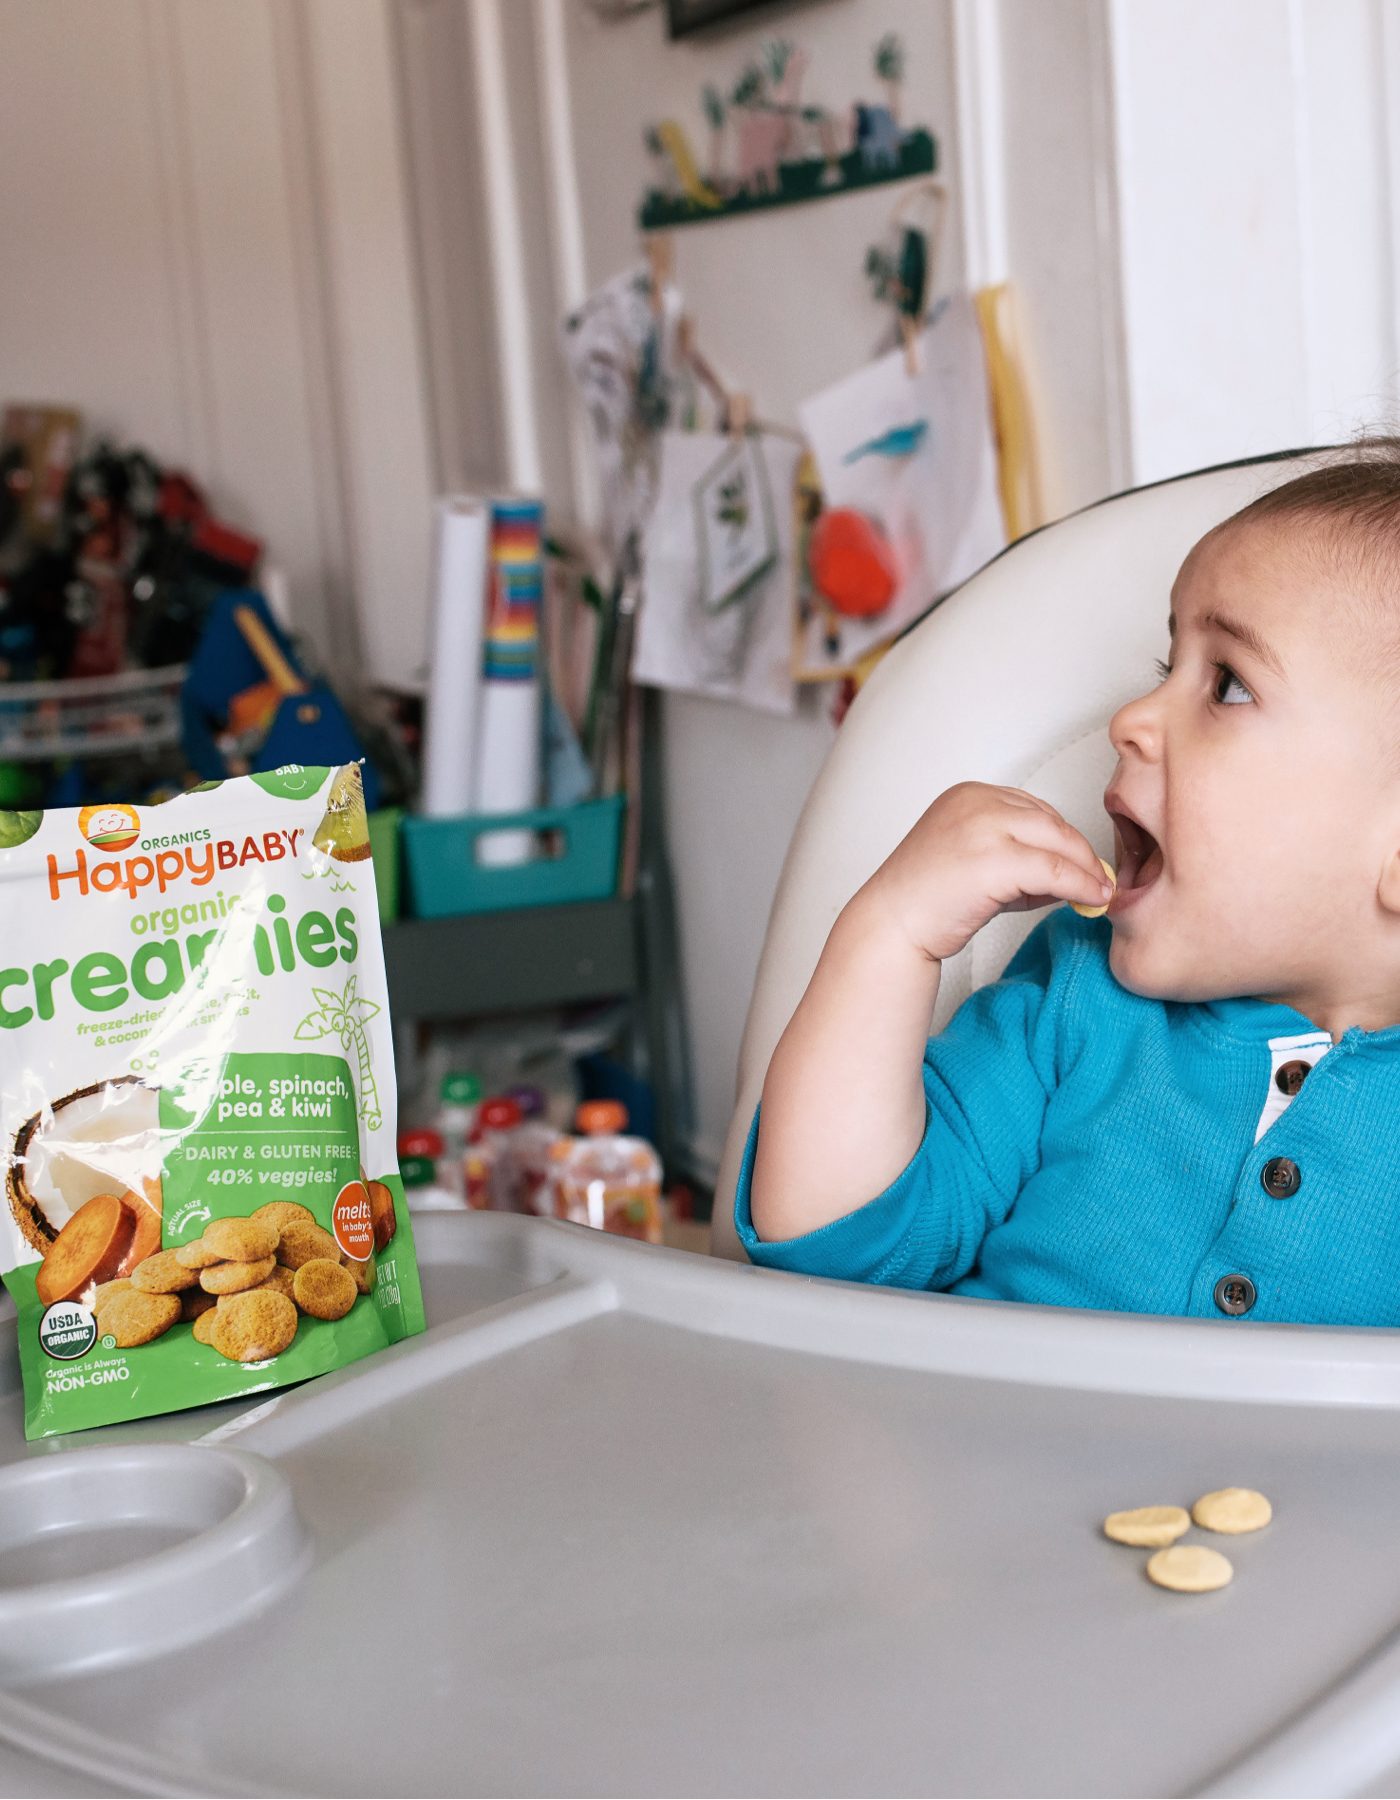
[1105,802,1164,912]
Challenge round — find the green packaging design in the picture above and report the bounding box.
[0,764,424,1439]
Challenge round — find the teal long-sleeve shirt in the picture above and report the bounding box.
[733,908,1400,1325]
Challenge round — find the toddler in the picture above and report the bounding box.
[739,447,1400,1325]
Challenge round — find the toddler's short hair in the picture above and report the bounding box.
[1224,437,1400,574]
[1212,440,1400,696]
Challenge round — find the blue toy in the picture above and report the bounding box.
[182,590,380,808]
[855,103,905,172]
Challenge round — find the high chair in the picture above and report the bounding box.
[8,450,1400,1800]
[711,447,1339,1261]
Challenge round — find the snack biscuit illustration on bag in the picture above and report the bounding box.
[0,765,424,1439]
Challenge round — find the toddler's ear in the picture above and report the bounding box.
[1379,848,1400,916]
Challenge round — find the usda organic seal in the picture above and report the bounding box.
[39,1301,97,1360]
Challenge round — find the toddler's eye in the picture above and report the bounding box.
[1213,663,1254,705]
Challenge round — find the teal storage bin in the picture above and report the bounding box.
[401,794,625,918]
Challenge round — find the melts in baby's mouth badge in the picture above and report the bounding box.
[1071,858,1117,919]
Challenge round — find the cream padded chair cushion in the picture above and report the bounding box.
[710,451,1334,1260]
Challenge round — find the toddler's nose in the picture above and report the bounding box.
[1109,683,1165,762]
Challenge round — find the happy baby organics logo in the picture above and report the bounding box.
[78,804,141,854]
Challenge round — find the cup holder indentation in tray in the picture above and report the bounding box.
[0,1443,312,1682]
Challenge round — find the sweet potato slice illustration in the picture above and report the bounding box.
[115,1176,164,1277]
[35,1192,137,1306]
[368,1181,396,1250]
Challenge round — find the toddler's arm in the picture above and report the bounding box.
[749,783,1112,1242]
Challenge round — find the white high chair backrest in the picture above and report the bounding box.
[710,449,1340,1260]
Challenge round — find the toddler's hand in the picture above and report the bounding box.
[858,782,1114,964]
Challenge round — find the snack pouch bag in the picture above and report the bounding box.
[0,764,425,1439]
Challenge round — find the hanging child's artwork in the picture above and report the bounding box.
[638,34,936,231]
[693,433,779,613]
[793,292,1006,682]
[634,431,800,715]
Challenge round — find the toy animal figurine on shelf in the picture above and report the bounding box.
[855,102,904,173]
[638,33,936,231]
[865,182,948,372]
[732,42,808,198]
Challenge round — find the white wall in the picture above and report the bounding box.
[1109,0,1400,483]
[0,0,436,687]
[556,0,963,1178]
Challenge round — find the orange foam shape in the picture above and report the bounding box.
[807,509,899,618]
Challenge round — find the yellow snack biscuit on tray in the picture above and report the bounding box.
[1146,1545,1233,1592]
[1192,1488,1272,1534]
[1070,857,1117,919]
[1103,1505,1190,1548]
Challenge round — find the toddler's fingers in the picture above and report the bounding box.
[1069,857,1118,919]
[1007,842,1115,911]
[1000,811,1114,896]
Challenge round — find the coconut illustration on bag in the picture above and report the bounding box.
[8,1077,164,1304]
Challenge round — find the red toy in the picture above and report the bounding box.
[806,507,899,617]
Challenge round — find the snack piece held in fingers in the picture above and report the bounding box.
[293,1257,357,1321]
[200,1255,276,1295]
[35,1192,136,1306]
[1070,857,1118,919]
[203,1216,279,1263]
[250,1200,315,1232]
[95,1287,181,1348]
[276,1219,340,1269]
[209,1288,298,1362]
[368,1181,397,1251]
[130,1249,199,1294]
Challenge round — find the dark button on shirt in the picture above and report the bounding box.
[1215,1273,1257,1315]
[1261,1156,1301,1198]
[1276,1059,1312,1096]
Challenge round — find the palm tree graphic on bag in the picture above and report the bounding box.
[294,975,383,1131]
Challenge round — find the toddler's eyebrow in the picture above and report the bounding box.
[1205,611,1285,677]
[1168,609,1285,678]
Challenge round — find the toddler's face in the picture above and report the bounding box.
[1104,520,1400,1024]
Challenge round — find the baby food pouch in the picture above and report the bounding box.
[0,764,425,1439]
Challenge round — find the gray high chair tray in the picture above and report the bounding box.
[1,1211,1400,1798]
